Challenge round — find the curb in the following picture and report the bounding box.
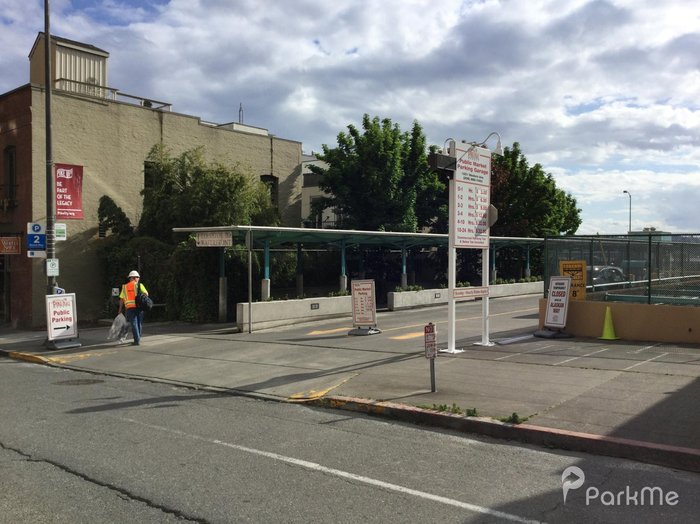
[310,395,700,474]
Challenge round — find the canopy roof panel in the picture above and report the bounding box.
[172,225,543,250]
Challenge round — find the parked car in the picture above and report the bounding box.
[587,266,626,286]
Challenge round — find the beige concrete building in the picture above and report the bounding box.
[0,34,304,327]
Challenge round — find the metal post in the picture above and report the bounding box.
[44,0,56,294]
[429,359,436,393]
[218,247,226,322]
[401,245,408,289]
[480,246,492,346]
[247,230,253,333]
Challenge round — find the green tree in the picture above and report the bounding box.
[310,114,444,232]
[490,142,581,237]
[139,144,279,241]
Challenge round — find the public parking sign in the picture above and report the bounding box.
[45,293,78,341]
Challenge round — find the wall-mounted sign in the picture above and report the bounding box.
[559,259,586,300]
[0,236,21,255]
[195,231,233,247]
[55,164,84,219]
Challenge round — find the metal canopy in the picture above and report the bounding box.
[172,224,543,251]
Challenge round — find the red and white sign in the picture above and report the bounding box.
[424,323,437,359]
[452,286,489,300]
[45,293,78,341]
[351,279,377,327]
[450,145,491,249]
[55,164,84,219]
[544,277,572,329]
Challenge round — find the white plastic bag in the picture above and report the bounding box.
[107,313,130,341]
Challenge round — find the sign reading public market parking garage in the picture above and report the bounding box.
[450,144,491,249]
[46,293,79,341]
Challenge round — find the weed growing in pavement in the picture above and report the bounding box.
[416,404,480,417]
[500,412,531,424]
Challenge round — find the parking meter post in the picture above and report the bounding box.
[424,322,437,392]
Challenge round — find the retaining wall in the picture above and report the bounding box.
[538,299,700,344]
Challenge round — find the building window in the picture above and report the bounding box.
[260,175,278,208]
[144,161,157,190]
[2,146,17,203]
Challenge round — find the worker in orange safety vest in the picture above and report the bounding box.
[118,270,149,346]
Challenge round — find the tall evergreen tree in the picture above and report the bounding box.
[310,114,444,232]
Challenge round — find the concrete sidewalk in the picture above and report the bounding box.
[1,311,699,473]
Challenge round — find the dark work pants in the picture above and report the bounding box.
[125,308,144,344]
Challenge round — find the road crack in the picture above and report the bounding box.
[0,440,209,523]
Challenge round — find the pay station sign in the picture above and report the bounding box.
[45,293,78,341]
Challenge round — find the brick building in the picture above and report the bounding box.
[0,33,303,327]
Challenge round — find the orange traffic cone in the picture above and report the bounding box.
[599,306,619,340]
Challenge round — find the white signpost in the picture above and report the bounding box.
[45,293,81,349]
[445,143,493,353]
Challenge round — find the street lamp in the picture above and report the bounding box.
[623,190,632,233]
[462,132,504,156]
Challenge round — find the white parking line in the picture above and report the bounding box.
[122,417,542,524]
[553,348,609,366]
[624,353,669,370]
[633,343,661,354]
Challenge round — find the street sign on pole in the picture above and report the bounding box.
[424,322,437,392]
[55,223,67,241]
[46,258,59,277]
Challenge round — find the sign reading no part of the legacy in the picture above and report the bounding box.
[45,293,78,341]
[451,144,491,249]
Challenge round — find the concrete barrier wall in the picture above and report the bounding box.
[237,296,352,331]
[388,282,544,310]
[538,298,700,344]
[234,282,545,331]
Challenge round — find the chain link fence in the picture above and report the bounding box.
[544,233,700,305]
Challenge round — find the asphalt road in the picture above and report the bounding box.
[1,356,698,523]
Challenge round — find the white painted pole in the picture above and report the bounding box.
[448,245,456,352]
[480,246,492,346]
[444,176,463,354]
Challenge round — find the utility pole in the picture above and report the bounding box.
[44,0,57,294]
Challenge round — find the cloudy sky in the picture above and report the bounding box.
[2,0,698,235]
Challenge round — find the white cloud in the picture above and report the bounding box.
[1,0,698,234]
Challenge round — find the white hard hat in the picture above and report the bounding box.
[128,270,140,278]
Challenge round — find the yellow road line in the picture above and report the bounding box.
[307,327,351,336]
[288,374,357,401]
[390,332,425,340]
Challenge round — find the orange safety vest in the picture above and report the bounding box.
[122,281,139,309]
